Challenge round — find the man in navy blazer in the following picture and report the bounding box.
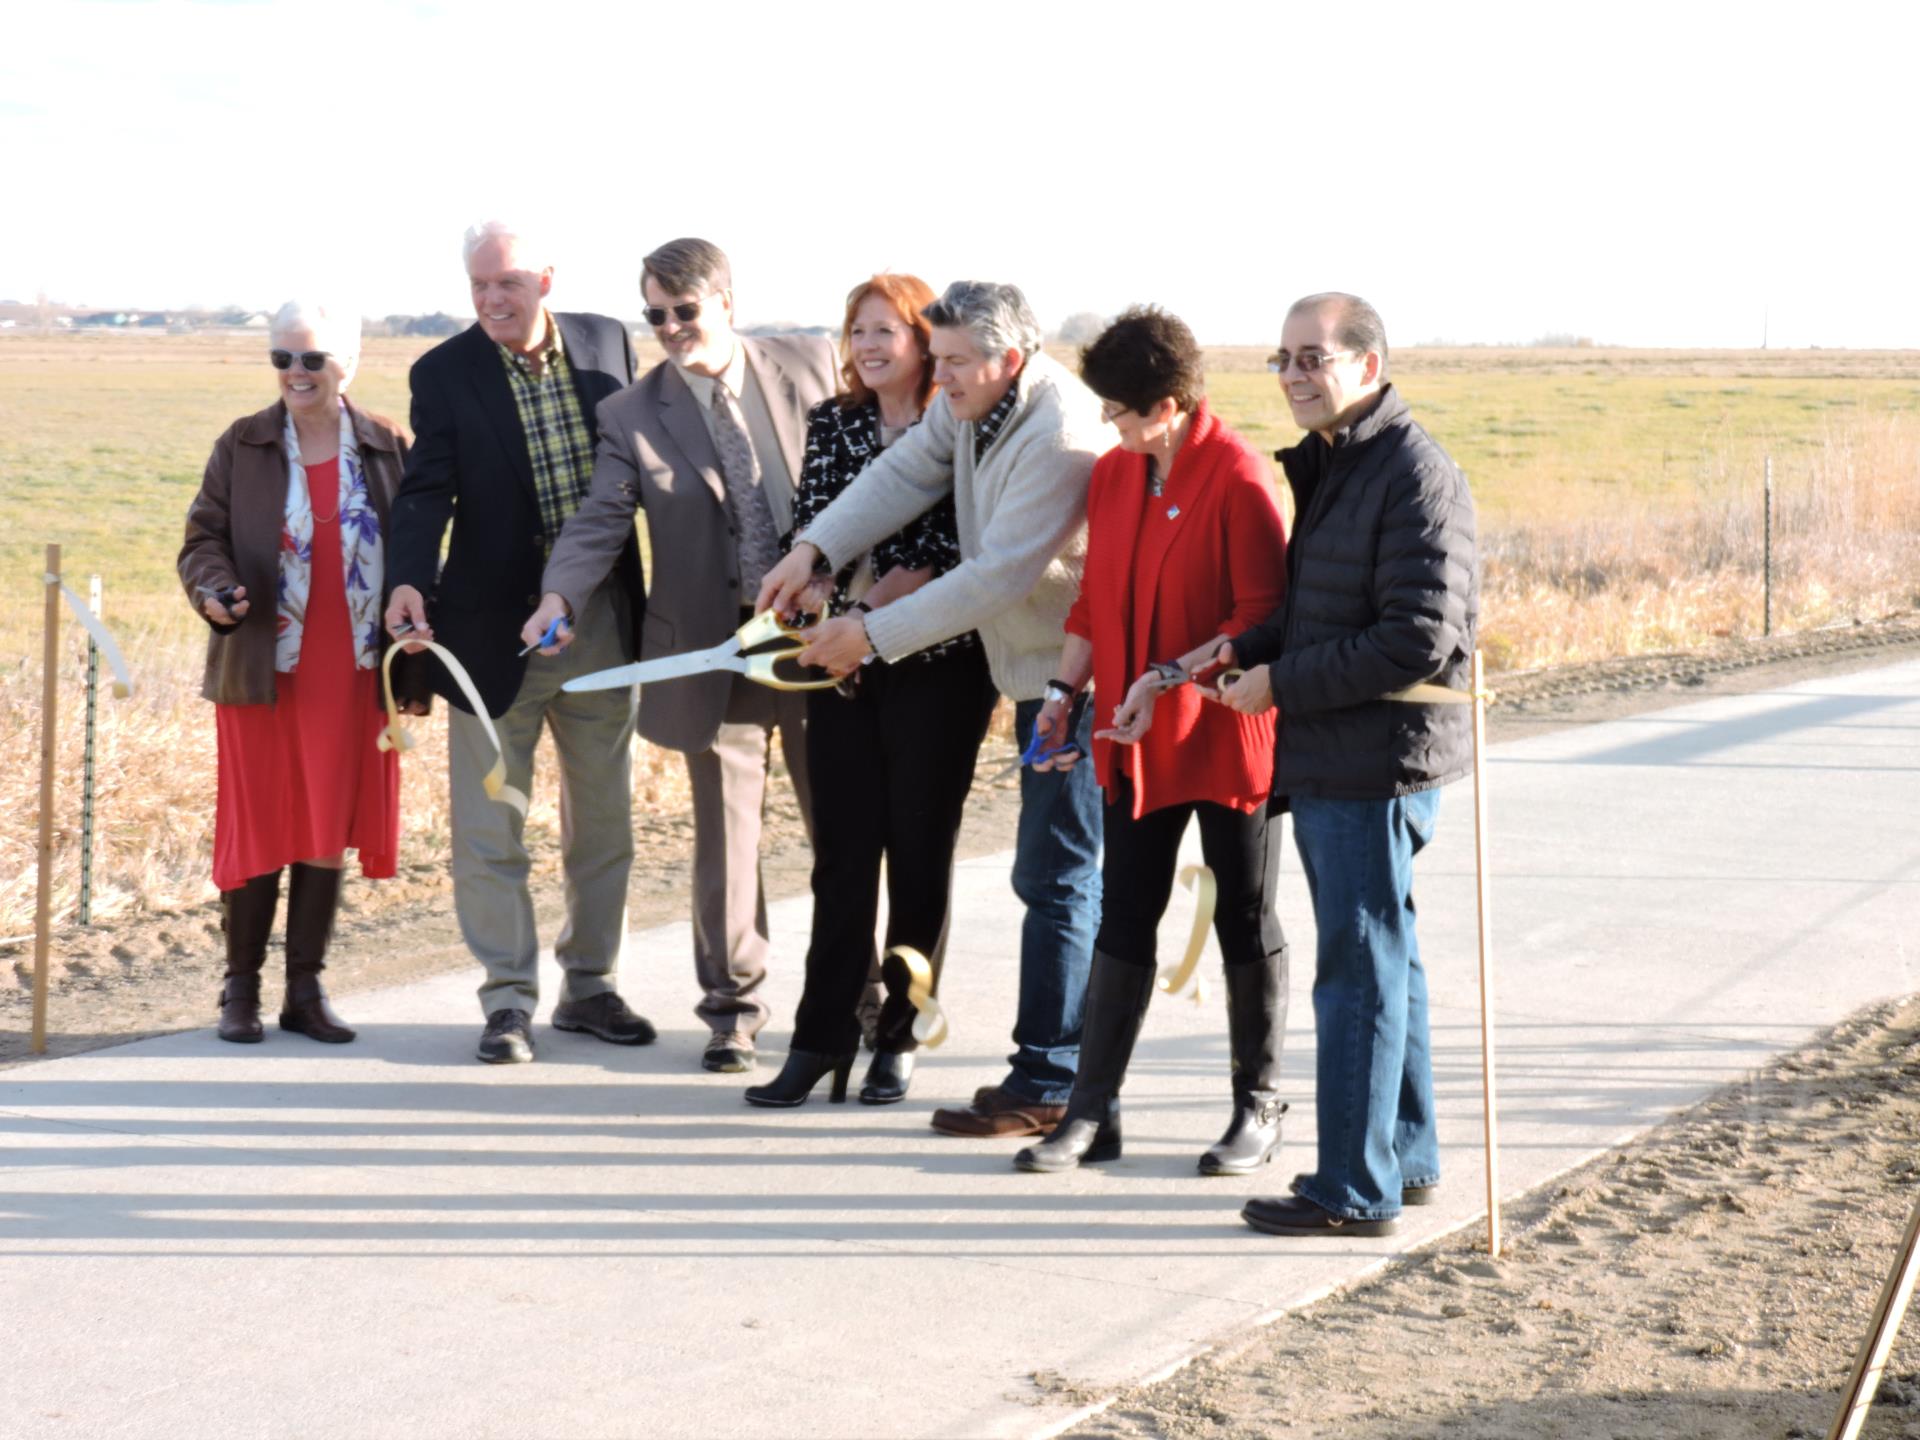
[386,220,651,1066]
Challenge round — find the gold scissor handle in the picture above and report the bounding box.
[735,609,808,651]
[740,650,840,691]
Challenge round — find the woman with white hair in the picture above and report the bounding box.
[179,300,430,1046]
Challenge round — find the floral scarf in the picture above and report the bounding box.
[276,402,384,673]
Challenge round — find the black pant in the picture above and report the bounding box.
[1096,778,1284,970]
[791,645,999,1054]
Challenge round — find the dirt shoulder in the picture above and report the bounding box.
[7,615,1920,1067]
[1066,993,1920,1440]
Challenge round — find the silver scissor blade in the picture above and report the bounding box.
[561,661,650,693]
[561,640,743,693]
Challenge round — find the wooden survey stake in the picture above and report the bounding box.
[1470,649,1501,1257]
[1827,1192,1920,1440]
[32,544,61,1055]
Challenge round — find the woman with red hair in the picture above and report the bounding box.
[746,274,997,1109]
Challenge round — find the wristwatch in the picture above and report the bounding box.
[1043,679,1077,706]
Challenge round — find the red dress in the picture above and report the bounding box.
[212,457,400,891]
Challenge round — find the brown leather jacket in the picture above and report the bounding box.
[179,398,430,709]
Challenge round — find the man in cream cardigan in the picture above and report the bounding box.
[759,279,1112,1137]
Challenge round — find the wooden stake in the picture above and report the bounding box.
[1471,649,1501,1257]
[32,543,61,1056]
[1827,1193,1920,1440]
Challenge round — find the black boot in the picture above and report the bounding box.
[744,1049,855,1107]
[1199,947,1288,1176]
[860,1050,914,1105]
[1015,953,1155,1173]
[279,863,355,1044]
[217,870,280,1044]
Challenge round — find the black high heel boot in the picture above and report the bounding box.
[743,1049,856,1107]
[1199,946,1288,1175]
[1015,952,1155,1173]
[217,870,280,1044]
[280,863,355,1044]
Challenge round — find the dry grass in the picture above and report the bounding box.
[1481,410,1920,670]
[4,332,1918,934]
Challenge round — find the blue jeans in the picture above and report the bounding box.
[1005,697,1103,1103]
[1289,788,1442,1221]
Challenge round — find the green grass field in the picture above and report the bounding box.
[5,332,1917,663]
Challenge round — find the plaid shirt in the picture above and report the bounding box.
[972,381,1020,464]
[499,316,595,552]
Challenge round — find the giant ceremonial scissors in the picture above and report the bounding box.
[562,610,838,694]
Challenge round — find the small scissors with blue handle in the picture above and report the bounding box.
[988,711,1084,782]
[518,615,570,656]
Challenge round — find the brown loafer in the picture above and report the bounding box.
[930,1085,1067,1138]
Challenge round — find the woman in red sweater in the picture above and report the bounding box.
[1016,307,1291,1175]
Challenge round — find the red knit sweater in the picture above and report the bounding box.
[1065,401,1288,818]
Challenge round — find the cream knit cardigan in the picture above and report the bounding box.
[798,351,1110,703]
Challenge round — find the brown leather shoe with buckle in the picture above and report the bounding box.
[929,1085,1067,1138]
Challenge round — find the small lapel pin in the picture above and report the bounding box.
[1166,505,1181,520]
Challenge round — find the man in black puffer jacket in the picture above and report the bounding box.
[1217,292,1477,1239]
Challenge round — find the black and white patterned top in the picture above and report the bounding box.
[789,397,977,663]
[972,382,1020,464]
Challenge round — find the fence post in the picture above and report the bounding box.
[80,574,100,926]
[1763,456,1774,638]
[32,544,61,1056]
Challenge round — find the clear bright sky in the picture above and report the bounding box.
[7,0,1915,347]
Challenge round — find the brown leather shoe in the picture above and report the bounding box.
[930,1085,1067,1138]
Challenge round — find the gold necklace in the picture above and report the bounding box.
[307,462,340,524]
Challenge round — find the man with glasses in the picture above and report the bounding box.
[386,220,649,1065]
[529,237,838,1074]
[1213,292,1478,1237]
[756,279,1111,1139]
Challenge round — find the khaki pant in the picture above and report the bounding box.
[448,588,635,1017]
[684,672,813,1038]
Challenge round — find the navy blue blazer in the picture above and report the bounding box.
[389,312,645,716]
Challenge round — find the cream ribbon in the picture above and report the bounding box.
[1208,672,1495,706]
[378,642,528,817]
[888,945,949,1048]
[48,576,133,698]
[1156,864,1216,1005]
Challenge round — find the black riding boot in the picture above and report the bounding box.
[1199,946,1289,1176]
[218,870,280,1043]
[279,863,355,1043]
[1015,952,1155,1173]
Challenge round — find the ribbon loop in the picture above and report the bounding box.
[888,945,949,1048]
[1157,864,1216,1005]
[50,578,133,698]
[380,642,528,817]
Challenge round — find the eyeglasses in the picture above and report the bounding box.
[1266,349,1352,375]
[270,349,332,372]
[643,294,717,327]
[1098,400,1137,424]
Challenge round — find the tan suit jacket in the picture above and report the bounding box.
[544,332,840,753]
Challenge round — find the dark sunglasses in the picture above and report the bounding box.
[642,296,713,327]
[1265,348,1352,375]
[270,349,332,372]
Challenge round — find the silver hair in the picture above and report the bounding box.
[269,299,360,378]
[922,280,1043,361]
[462,219,548,273]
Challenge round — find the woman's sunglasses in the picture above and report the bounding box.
[270,349,333,372]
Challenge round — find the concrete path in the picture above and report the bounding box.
[5,661,1919,1439]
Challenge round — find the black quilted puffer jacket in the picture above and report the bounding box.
[1233,384,1478,802]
